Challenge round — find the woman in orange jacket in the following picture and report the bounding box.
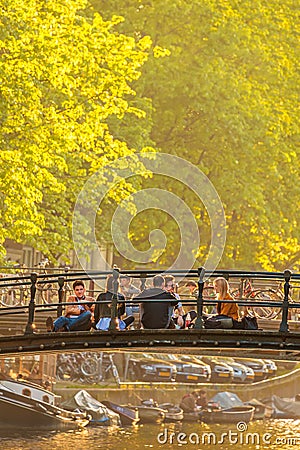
[213,277,239,320]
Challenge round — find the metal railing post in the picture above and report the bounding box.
[25,272,37,334]
[140,274,147,292]
[109,268,120,331]
[194,266,205,329]
[279,269,292,333]
[57,276,65,318]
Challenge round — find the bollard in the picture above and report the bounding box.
[279,269,292,333]
[25,272,38,334]
[194,266,206,330]
[109,268,120,331]
[57,276,65,318]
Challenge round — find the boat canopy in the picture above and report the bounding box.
[210,392,243,409]
[272,395,300,418]
[62,389,121,424]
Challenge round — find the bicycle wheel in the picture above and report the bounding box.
[56,363,75,381]
[81,357,99,378]
[231,288,243,299]
[38,284,58,304]
[0,288,23,307]
[247,290,282,319]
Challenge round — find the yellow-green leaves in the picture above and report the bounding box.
[0,0,155,263]
[96,0,300,271]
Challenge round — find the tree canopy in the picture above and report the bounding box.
[1,0,299,272]
[95,0,300,271]
[0,0,155,263]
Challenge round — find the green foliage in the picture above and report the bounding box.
[95,0,300,271]
[1,0,299,272]
[0,0,155,262]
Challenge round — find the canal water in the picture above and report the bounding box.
[1,420,300,450]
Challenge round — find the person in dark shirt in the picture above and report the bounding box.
[196,389,208,408]
[120,275,140,315]
[94,275,134,330]
[179,391,200,413]
[135,275,177,329]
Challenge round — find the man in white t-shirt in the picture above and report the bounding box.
[46,280,94,332]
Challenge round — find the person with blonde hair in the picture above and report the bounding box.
[213,277,239,320]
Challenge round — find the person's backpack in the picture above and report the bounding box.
[204,317,222,329]
[242,316,258,330]
[204,315,233,329]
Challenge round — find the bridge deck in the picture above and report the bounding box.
[0,309,300,360]
[1,309,300,336]
[0,328,299,361]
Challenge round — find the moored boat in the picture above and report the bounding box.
[182,411,202,422]
[158,403,184,422]
[0,377,61,406]
[61,390,121,426]
[0,382,89,430]
[268,395,300,419]
[133,405,165,424]
[199,405,255,424]
[102,400,140,426]
[245,398,273,420]
[182,391,256,424]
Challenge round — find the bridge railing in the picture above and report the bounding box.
[0,267,300,335]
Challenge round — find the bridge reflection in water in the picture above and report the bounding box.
[0,267,299,362]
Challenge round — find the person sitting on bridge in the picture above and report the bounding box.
[213,277,239,320]
[94,275,134,331]
[164,275,197,329]
[46,280,95,332]
[185,280,197,296]
[120,275,140,314]
[119,274,140,328]
[135,275,178,329]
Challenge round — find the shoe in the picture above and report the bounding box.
[46,316,54,332]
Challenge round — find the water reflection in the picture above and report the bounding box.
[1,420,300,450]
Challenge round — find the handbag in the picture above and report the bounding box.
[204,315,233,329]
[242,316,258,330]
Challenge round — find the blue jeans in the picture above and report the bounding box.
[53,311,92,331]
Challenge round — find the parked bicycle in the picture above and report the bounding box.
[56,352,121,385]
[0,271,29,307]
[231,278,292,319]
[80,352,121,385]
[0,262,73,307]
[56,353,89,383]
[178,277,290,319]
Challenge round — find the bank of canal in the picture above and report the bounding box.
[54,367,300,405]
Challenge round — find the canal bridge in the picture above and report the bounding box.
[0,267,300,361]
